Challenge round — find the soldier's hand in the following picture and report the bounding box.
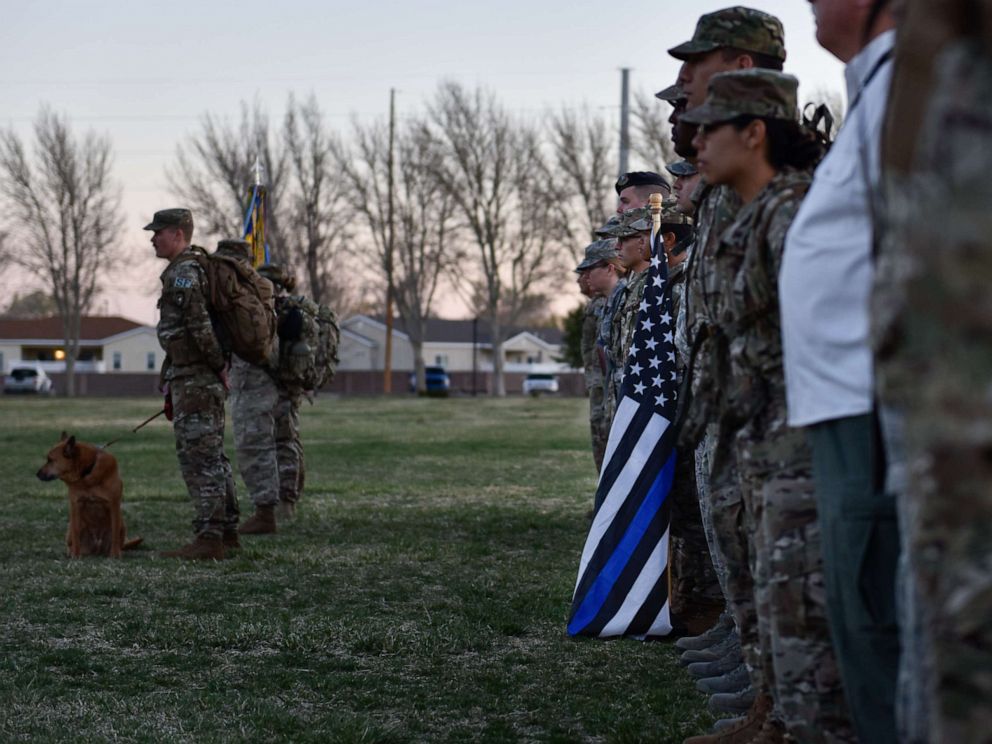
[163,390,174,422]
[219,364,230,391]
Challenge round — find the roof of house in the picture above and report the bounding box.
[357,315,563,346]
[0,316,147,341]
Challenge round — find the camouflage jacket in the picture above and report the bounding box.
[157,249,225,383]
[582,297,606,390]
[599,277,628,396]
[678,183,743,449]
[714,170,811,433]
[614,267,650,382]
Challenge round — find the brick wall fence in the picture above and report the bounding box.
[1,371,588,397]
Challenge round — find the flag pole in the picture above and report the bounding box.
[649,192,663,254]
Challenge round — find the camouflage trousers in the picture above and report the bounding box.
[231,358,280,508]
[170,373,239,538]
[705,429,762,693]
[588,382,608,473]
[274,390,304,504]
[670,445,723,618]
[736,419,854,743]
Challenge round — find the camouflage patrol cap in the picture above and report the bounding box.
[594,215,623,238]
[668,7,786,63]
[666,159,698,177]
[627,204,691,232]
[613,207,653,238]
[680,69,799,126]
[615,171,670,196]
[215,239,252,261]
[257,264,297,291]
[575,239,619,272]
[655,83,686,103]
[143,208,193,232]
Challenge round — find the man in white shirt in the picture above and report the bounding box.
[778,1,899,742]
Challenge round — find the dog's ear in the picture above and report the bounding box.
[63,436,77,459]
[60,430,68,441]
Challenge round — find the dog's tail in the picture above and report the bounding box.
[123,537,144,550]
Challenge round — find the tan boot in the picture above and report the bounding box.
[682,693,772,744]
[745,717,786,744]
[238,504,277,535]
[160,534,226,560]
[223,530,241,549]
[274,500,296,520]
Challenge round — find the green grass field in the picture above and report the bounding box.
[0,395,711,743]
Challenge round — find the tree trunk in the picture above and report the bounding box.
[412,340,426,395]
[490,314,506,397]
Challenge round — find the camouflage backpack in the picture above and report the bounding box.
[274,295,340,391]
[179,246,277,366]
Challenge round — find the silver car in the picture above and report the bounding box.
[3,365,54,395]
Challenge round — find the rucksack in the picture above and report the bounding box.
[180,246,277,366]
[274,295,340,391]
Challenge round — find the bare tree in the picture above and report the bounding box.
[0,108,122,395]
[282,94,353,306]
[338,119,456,391]
[170,100,289,261]
[420,82,568,396]
[546,106,615,242]
[630,91,677,174]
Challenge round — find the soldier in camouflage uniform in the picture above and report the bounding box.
[667,8,789,736]
[575,240,617,472]
[615,171,670,214]
[256,264,306,517]
[876,2,992,739]
[212,240,282,536]
[146,209,239,560]
[684,70,852,743]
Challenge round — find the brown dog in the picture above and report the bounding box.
[36,432,142,557]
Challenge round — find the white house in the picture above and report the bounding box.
[338,315,567,374]
[0,316,160,375]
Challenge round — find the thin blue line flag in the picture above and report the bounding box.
[568,228,677,638]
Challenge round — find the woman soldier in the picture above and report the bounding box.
[682,70,854,744]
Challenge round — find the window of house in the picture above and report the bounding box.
[112,352,122,371]
[434,354,449,368]
[147,352,155,371]
[0,351,4,373]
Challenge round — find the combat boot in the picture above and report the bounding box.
[688,648,744,678]
[676,611,734,652]
[746,716,786,743]
[680,630,740,665]
[160,534,226,560]
[275,500,296,520]
[239,504,277,535]
[682,693,771,744]
[708,687,756,715]
[696,664,751,695]
[223,530,241,549]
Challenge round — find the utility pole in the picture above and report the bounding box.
[383,88,396,394]
[619,67,631,177]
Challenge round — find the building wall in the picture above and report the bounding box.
[104,331,161,373]
[0,343,20,374]
[337,318,415,372]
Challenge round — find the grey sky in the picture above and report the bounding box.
[1,1,843,323]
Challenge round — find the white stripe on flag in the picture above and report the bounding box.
[574,400,670,595]
[598,396,639,488]
[597,529,669,636]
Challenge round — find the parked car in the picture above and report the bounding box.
[409,366,451,395]
[4,365,54,395]
[523,372,559,396]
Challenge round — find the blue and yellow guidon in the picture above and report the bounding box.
[242,185,268,268]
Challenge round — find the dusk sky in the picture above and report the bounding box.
[1,1,844,323]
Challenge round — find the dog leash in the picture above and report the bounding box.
[101,409,166,449]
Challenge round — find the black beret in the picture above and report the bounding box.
[615,171,670,196]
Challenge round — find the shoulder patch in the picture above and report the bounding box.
[174,277,194,289]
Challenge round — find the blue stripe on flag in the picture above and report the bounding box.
[567,449,676,635]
